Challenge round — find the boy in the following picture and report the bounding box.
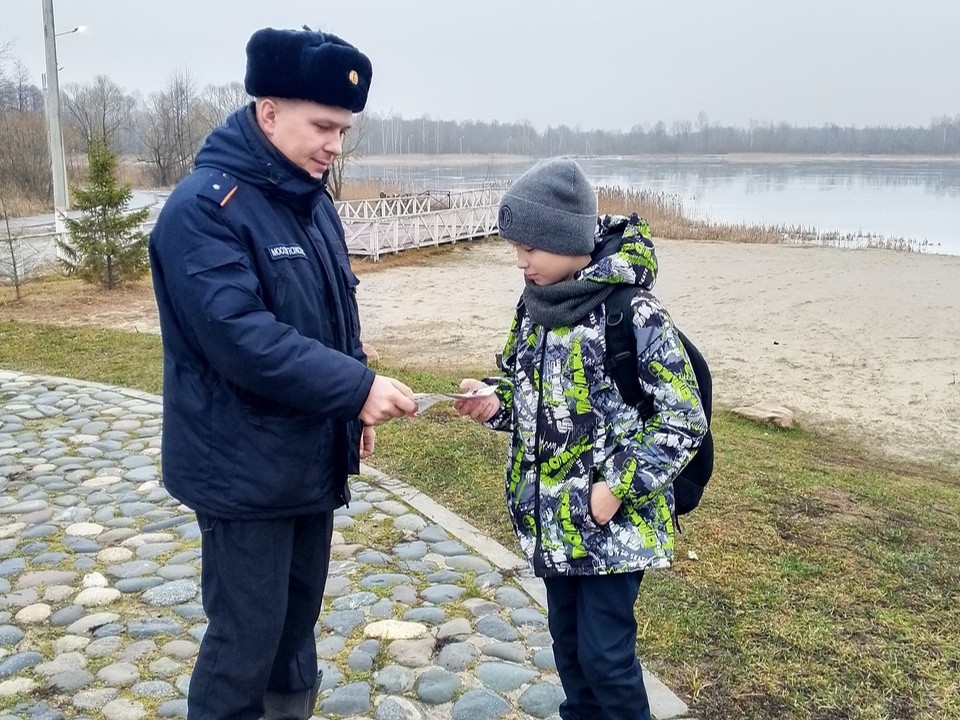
[456,157,707,720]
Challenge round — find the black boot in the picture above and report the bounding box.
[261,672,322,720]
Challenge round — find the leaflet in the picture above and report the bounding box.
[413,384,498,413]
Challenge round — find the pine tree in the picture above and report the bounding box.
[59,142,150,289]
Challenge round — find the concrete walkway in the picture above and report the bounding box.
[0,370,696,720]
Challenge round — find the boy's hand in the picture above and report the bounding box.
[454,378,500,423]
[590,482,622,526]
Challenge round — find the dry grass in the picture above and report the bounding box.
[338,178,410,201]
[597,186,930,251]
[0,274,159,333]
[598,186,793,244]
[116,157,159,188]
[0,185,48,217]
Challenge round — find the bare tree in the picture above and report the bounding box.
[63,75,136,151]
[196,81,250,131]
[136,98,177,186]
[0,193,24,299]
[0,183,49,291]
[0,109,51,202]
[0,59,43,113]
[0,44,49,207]
[19,61,42,111]
[0,39,17,112]
[697,110,710,154]
[671,119,692,152]
[137,69,204,186]
[328,112,368,200]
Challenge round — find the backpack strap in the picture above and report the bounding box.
[604,286,715,522]
[604,286,654,419]
[677,329,713,423]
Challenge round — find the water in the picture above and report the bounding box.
[349,157,960,255]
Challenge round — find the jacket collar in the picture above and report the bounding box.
[195,104,330,214]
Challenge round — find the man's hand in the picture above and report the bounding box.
[453,378,501,423]
[590,482,623,526]
[359,375,417,426]
[359,425,376,459]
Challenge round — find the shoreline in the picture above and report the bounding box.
[355,240,960,466]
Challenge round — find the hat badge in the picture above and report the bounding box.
[348,70,359,86]
[498,205,513,230]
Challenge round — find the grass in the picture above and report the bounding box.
[0,319,163,393]
[378,369,960,720]
[2,321,958,720]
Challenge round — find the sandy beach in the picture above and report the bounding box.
[356,240,960,465]
[4,236,955,465]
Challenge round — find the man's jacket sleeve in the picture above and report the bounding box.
[155,201,374,420]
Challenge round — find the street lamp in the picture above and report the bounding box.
[56,25,86,38]
[41,0,74,233]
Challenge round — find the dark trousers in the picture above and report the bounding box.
[544,571,650,720]
[188,511,334,720]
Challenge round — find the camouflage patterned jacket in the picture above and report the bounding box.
[487,216,708,577]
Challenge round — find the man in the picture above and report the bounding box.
[149,26,417,720]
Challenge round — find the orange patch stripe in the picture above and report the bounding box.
[219,186,238,207]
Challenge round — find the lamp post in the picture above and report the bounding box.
[57,25,85,38]
[41,0,73,234]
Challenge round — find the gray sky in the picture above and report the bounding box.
[5,0,959,130]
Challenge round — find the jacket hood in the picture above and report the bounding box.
[194,104,328,212]
[580,213,658,290]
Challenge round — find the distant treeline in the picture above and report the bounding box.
[359,113,960,157]
[2,53,959,208]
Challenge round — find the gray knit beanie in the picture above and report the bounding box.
[497,158,597,255]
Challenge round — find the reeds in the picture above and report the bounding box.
[338,179,410,201]
[335,180,933,253]
[597,186,787,244]
[596,185,929,251]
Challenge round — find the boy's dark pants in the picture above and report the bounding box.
[544,571,651,720]
[188,511,334,720]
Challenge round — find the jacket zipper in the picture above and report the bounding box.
[532,329,548,576]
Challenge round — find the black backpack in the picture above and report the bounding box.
[604,285,714,516]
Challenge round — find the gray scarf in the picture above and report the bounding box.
[522,277,615,329]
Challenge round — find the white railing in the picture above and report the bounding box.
[335,187,502,260]
[1,186,504,279]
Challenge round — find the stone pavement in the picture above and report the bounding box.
[0,370,696,720]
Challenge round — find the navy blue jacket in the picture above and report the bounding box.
[149,106,375,519]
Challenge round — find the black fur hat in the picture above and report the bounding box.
[244,27,372,112]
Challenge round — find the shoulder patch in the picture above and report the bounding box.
[195,170,239,207]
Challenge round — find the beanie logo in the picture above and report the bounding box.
[498,205,513,230]
[348,70,359,86]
